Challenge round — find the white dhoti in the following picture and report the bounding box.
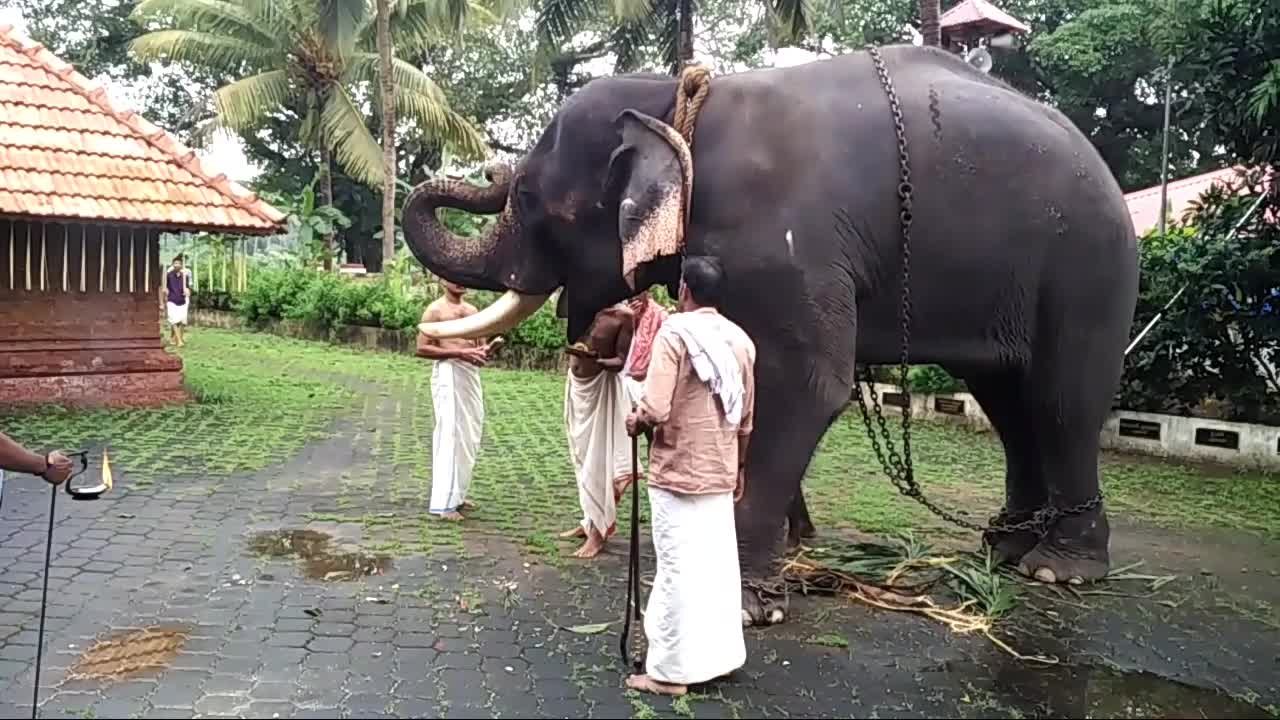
[564,370,633,536]
[166,301,188,326]
[429,359,485,514]
[644,485,746,685]
[621,374,645,407]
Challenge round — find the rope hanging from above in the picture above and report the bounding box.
[673,64,712,147]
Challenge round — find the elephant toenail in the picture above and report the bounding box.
[767,608,785,625]
[1017,562,1032,577]
[1034,567,1057,583]
[1068,576,1084,586]
[742,610,753,627]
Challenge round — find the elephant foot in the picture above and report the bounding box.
[1016,506,1111,585]
[740,582,788,627]
[982,508,1040,566]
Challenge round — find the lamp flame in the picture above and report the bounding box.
[101,449,113,490]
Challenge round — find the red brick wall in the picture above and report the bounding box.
[0,219,188,407]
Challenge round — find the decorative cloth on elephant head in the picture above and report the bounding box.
[612,65,708,289]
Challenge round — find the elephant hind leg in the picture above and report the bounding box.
[1016,322,1120,584]
[964,371,1046,567]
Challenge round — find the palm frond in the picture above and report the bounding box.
[320,87,385,186]
[212,69,295,130]
[129,30,282,73]
[315,0,372,55]
[347,53,489,160]
[131,0,278,44]
[769,0,813,43]
[243,0,301,39]
[381,0,472,48]
[655,0,679,74]
[611,0,654,23]
[536,0,598,45]
[611,16,654,72]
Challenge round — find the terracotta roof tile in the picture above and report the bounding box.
[0,24,285,234]
[940,0,1032,35]
[1123,166,1270,236]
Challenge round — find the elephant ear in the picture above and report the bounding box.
[607,109,693,288]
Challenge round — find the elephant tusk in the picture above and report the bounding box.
[418,290,551,340]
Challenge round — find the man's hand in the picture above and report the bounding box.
[462,347,489,367]
[625,411,646,438]
[733,469,745,503]
[42,451,73,486]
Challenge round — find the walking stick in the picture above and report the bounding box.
[33,450,112,720]
[619,433,645,674]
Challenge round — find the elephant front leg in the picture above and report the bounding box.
[785,489,817,550]
[735,379,847,627]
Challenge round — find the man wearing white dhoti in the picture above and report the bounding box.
[417,280,497,521]
[625,256,757,696]
[561,304,636,558]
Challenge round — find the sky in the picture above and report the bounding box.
[0,4,917,186]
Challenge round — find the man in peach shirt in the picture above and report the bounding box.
[624,256,756,697]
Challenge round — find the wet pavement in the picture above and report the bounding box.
[0,421,1275,719]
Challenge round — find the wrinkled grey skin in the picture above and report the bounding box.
[403,45,1139,625]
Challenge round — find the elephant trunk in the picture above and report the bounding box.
[403,162,551,340]
[402,162,515,292]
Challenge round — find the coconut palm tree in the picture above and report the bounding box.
[130,0,489,266]
[538,0,821,74]
[919,0,941,47]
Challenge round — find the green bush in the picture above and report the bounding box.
[906,365,966,394]
[1117,179,1280,424]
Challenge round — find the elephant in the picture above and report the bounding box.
[404,44,1139,625]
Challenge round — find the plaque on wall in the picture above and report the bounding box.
[1194,427,1239,450]
[1117,418,1162,441]
[934,397,966,415]
[882,392,908,408]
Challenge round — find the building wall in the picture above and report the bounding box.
[0,218,187,407]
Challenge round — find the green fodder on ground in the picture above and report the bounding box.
[2,328,1277,548]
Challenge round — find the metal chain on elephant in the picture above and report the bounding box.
[848,46,1104,540]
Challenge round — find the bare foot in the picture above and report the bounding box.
[434,511,464,521]
[559,525,587,539]
[625,674,687,696]
[461,499,478,511]
[572,528,606,558]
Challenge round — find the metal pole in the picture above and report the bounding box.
[32,485,56,720]
[1157,57,1174,242]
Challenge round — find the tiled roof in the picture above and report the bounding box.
[940,0,1032,35]
[0,24,285,234]
[1123,166,1267,236]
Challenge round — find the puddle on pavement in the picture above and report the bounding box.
[68,627,187,680]
[953,661,1270,718]
[246,529,391,581]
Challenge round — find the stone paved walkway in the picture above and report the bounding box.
[0,340,1277,719]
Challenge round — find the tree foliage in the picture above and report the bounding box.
[128,0,489,189]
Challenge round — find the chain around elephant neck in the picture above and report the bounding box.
[848,46,1104,540]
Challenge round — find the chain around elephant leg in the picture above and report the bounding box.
[741,577,788,628]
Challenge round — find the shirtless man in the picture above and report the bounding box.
[561,303,636,558]
[417,280,501,521]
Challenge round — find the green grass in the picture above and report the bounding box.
[3,327,1277,557]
